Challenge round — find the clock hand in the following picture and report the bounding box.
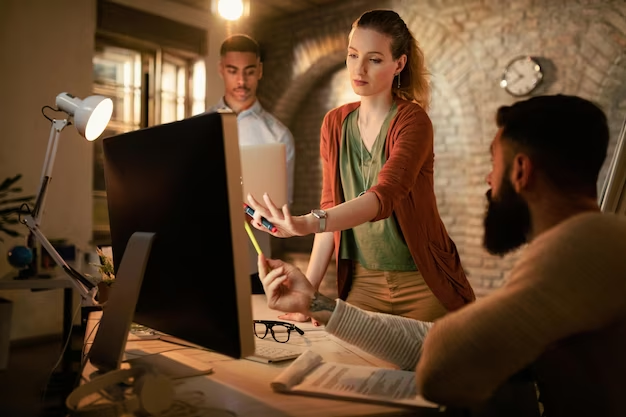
[504,73,523,87]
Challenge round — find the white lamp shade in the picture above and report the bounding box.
[56,93,113,141]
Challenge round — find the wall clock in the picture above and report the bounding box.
[500,56,543,97]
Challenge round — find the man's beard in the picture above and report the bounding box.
[483,175,531,256]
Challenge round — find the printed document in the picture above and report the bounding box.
[271,350,438,409]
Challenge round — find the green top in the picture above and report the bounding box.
[338,103,417,271]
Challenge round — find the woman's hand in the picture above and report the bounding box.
[247,193,313,238]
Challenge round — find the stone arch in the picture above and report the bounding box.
[257,10,359,121]
[273,47,347,127]
[406,11,483,226]
[587,8,626,192]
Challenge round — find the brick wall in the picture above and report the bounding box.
[250,0,626,297]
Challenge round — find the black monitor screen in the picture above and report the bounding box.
[101,111,254,359]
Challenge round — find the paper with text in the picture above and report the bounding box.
[271,350,438,409]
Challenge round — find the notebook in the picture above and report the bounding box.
[239,143,288,208]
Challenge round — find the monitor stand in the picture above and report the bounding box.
[88,231,156,374]
[85,232,242,417]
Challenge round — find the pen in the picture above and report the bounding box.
[244,221,272,274]
[244,222,263,255]
[243,203,277,233]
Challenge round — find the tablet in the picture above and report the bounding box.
[239,143,288,208]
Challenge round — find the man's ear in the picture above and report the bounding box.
[258,61,263,80]
[510,153,533,193]
[217,60,224,79]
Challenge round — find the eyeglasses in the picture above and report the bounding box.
[253,320,304,343]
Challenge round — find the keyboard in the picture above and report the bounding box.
[144,333,303,364]
[245,344,304,363]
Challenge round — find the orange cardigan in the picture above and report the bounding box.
[319,99,475,311]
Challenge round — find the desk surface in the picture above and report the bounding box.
[81,295,442,417]
[0,271,75,290]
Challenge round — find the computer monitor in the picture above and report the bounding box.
[89,111,255,373]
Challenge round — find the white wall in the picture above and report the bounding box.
[0,0,97,340]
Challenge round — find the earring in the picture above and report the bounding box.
[396,73,401,89]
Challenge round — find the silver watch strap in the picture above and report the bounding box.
[318,216,326,233]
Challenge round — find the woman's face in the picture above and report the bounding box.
[346,27,404,99]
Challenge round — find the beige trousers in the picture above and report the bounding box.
[345,263,448,322]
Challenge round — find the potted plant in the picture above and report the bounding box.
[88,247,115,303]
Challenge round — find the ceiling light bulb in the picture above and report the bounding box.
[217,0,244,20]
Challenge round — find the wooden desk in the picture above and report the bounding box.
[80,295,441,417]
[80,296,540,417]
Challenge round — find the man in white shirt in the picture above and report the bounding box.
[209,34,295,294]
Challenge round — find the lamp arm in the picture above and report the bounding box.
[25,117,98,306]
[22,214,98,306]
[32,119,68,225]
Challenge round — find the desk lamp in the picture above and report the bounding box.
[20,92,113,306]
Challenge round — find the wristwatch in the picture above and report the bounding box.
[311,209,327,233]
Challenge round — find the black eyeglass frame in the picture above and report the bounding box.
[253,320,305,343]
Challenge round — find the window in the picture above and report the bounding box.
[92,37,206,245]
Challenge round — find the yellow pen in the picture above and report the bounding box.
[244,221,263,255]
[244,221,272,275]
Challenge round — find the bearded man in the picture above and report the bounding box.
[255,95,626,417]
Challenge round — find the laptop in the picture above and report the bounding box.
[239,143,288,209]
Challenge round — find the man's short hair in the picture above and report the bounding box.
[496,94,609,195]
[220,34,261,59]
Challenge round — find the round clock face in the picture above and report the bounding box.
[500,56,543,97]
